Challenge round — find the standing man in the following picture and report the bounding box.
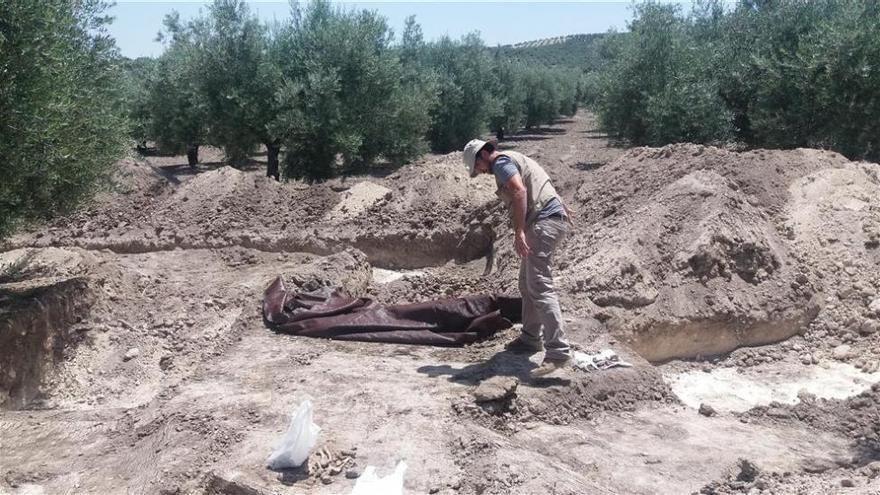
[462,139,572,377]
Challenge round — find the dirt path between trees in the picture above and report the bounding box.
[2,113,879,494]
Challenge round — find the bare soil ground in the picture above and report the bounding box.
[2,113,879,494]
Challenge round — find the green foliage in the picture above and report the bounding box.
[191,0,277,166]
[119,57,157,145]
[0,0,127,237]
[720,0,880,158]
[596,0,879,160]
[487,60,528,135]
[596,3,732,145]
[128,2,582,181]
[493,34,608,70]
[274,1,435,180]
[148,12,207,156]
[422,34,497,153]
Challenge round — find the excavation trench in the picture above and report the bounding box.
[0,276,94,409]
[626,306,819,364]
[11,224,495,272]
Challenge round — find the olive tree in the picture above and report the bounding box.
[149,12,208,167]
[0,0,127,236]
[274,1,434,180]
[191,1,285,176]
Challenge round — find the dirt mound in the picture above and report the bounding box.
[6,155,497,270]
[488,143,875,364]
[324,181,392,224]
[342,155,500,268]
[788,163,880,371]
[562,167,817,361]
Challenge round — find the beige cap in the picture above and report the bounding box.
[462,139,487,178]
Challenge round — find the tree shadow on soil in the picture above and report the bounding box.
[154,160,263,181]
[525,126,566,135]
[417,350,570,389]
[272,465,311,486]
[499,135,552,143]
[853,444,880,466]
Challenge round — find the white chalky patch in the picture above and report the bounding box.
[666,361,880,412]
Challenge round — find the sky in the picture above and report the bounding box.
[108,1,666,59]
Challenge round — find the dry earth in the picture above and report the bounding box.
[1,113,879,495]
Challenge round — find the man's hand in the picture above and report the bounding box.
[563,204,576,226]
[514,230,530,257]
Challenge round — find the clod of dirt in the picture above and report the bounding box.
[736,458,760,482]
[699,403,718,417]
[832,344,852,360]
[123,348,140,361]
[282,248,373,297]
[473,376,519,403]
[801,457,838,474]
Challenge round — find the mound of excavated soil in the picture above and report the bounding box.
[5,154,500,270]
[483,143,879,365]
[324,181,392,224]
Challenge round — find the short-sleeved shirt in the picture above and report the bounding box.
[492,156,565,220]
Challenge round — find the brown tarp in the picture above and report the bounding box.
[262,276,522,346]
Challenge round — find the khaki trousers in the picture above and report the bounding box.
[518,217,571,361]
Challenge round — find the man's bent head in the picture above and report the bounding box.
[462,139,496,177]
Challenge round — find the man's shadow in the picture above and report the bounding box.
[417,350,570,388]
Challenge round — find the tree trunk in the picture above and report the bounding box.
[186,144,199,169]
[266,143,281,181]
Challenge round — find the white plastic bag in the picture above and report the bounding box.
[266,400,321,469]
[350,460,407,495]
[572,349,633,372]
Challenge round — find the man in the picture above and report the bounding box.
[462,139,572,377]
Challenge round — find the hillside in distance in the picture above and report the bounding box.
[493,33,608,70]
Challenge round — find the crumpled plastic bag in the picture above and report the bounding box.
[351,460,407,495]
[266,400,321,470]
[573,349,633,372]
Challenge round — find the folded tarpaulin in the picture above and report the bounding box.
[262,276,522,346]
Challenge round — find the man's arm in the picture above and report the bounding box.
[505,174,531,257]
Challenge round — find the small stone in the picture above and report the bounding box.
[473,376,519,403]
[833,345,852,360]
[123,348,140,361]
[802,457,836,473]
[869,298,880,315]
[860,320,879,335]
[698,403,717,417]
[841,478,855,487]
[737,459,760,482]
[766,407,791,419]
[800,354,813,365]
[429,486,441,494]
[345,469,361,479]
[796,389,817,402]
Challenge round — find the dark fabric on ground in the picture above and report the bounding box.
[263,276,522,346]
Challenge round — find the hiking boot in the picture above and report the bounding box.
[504,337,543,354]
[530,356,571,378]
